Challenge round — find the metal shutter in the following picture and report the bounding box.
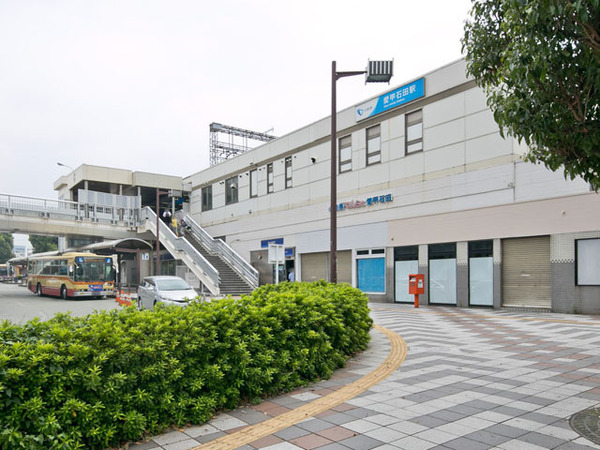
[300,251,351,283]
[301,252,328,282]
[502,236,551,308]
[337,251,352,284]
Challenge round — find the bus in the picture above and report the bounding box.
[27,253,115,299]
[0,264,10,282]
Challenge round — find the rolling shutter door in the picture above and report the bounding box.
[337,251,352,284]
[300,251,351,283]
[301,252,328,282]
[502,236,551,308]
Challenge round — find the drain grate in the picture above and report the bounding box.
[570,408,600,446]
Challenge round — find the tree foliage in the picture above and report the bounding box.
[0,233,14,263]
[29,235,58,254]
[462,0,600,188]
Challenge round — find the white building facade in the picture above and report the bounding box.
[185,59,600,314]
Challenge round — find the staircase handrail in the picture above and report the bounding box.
[180,213,259,288]
[142,207,220,284]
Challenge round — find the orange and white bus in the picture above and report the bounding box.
[27,252,115,299]
[0,264,10,282]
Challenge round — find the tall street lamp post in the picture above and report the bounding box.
[330,60,393,283]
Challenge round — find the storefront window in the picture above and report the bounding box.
[469,240,493,306]
[429,243,456,305]
[394,245,418,303]
[576,238,600,285]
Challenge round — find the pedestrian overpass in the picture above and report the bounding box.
[0,193,258,295]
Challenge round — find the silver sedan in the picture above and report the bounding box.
[137,276,198,310]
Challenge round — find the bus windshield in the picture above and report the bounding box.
[73,258,113,282]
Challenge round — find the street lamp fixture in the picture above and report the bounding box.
[57,162,74,171]
[330,60,393,283]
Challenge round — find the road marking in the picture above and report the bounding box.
[195,324,407,449]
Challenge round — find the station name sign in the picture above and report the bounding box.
[355,78,425,122]
[337,193,393,212]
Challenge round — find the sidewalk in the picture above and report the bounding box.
[127,304,600,450]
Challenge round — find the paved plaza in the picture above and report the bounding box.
[128,304,600,450]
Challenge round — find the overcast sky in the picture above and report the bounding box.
[0,0,473,202]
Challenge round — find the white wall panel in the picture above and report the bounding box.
[388,136,405,161]
[464,88,488,115]
[388,114,405,140]
[425,119,465,151]
[466,133,513,164]
[338,171,360,194]
[400,152,425,179]
[424,59,469,97]
[424,142,465,173]
[359,164,388,190]
[296,221,388,254]
[466,109,499,140]
[423,94,465,128]
[515,162,590,202]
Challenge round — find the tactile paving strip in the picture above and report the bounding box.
[194,324,407,449]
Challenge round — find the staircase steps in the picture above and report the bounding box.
[183,231,254,296]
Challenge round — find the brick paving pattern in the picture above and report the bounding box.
[127,305,600,450]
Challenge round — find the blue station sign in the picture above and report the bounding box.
[261,238,283,248]
[355,78,425,122]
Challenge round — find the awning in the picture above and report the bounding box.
[69,238,153,255]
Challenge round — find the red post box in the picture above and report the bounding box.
[408,274,424,307]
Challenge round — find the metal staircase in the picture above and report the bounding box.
[178,213,258,296]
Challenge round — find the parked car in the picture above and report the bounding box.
[137,276,198,310]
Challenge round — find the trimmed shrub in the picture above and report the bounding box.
[0,281,372,449]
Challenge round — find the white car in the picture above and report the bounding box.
[137,276,198,310]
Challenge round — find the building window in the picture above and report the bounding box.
[366,125,381,165]
[285,157,292,189]
[267,163,274,193]
[250,169,258,198]
[356,248,386,293]
[339,135,352,173]
[225,176,238,205]
[406,109,423,153]
[201,185,212,211]
[576,238,600,285]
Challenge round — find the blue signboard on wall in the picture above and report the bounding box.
[355,78,425,122]
[261,238,283,248]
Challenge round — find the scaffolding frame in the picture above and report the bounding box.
[209,122,276,166]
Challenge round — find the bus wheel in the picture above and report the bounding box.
[60,285,68,300]
[36,283,42,296]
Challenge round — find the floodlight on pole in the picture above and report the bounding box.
[330,59,392,284]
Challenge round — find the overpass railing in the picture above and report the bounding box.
[0,193,139,227]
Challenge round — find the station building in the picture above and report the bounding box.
[183,59,600,314]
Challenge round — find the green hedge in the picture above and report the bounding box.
[0,281,372,449]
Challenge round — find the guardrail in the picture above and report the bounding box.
[179,213,259,288]
[142,207,220,287]
[0,193,139,226]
